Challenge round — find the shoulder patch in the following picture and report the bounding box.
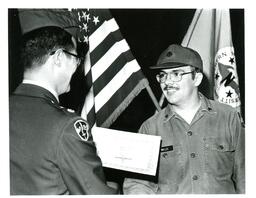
[74,120,90,141]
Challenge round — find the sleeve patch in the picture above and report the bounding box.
[74,120,89,141]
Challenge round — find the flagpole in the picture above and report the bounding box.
[158,93,165,108]
[145,84,162,112]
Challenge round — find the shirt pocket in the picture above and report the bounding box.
[204,137,235,175]
[159,144,184,188]
[160,144,182,159]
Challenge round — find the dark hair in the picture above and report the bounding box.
[192,67,202,80]
[20,26,74,70]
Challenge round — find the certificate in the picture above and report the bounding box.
[92,127,161,176]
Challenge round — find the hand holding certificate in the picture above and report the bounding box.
[92,127,161,176]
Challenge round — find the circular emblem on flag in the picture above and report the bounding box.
[74,120,90,141]
[214,46,241,108]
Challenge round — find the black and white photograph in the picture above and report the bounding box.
[4,1,253,196]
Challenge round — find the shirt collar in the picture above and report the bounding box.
[198,92,215,113]
[163,104,176,122]
[22,79,59,102]
[163,92,215,122]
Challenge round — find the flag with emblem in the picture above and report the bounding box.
[72,9,149,128]
[181,9,241,112]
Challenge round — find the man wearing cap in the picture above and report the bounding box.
[9,10,118,195]
[123,44,245,194]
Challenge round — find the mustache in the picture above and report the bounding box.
[163,85,179,91]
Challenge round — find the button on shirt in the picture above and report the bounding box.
[123,93,245,194]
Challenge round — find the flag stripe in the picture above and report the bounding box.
[93,50,134,95]
[83,51,91,76]
[86,106,96,128]
[96,72,148,126]
[81,86,94,116]
[94,59,141,112]
[89,18,119,52]
[80,85,96,128]
[84,70,93,88]
[90,29,123,66]
[91,39,130,82]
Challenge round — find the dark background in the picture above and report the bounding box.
[8,8,245,190]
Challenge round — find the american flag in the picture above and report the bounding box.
[72,9,149,128]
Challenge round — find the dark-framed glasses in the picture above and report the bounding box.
[156,70,195,83]
[50,49,83,66]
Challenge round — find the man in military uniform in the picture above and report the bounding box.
[123,44,245,194]
[9,23,117,194]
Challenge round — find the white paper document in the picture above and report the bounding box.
[92,127,161,176]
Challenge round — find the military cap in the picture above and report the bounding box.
[150,44,203,70]
[18,9,79,37]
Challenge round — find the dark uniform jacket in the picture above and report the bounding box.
[9,83,116,195]
[123,93,245,194]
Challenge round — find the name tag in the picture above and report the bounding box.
[161,145,173,152]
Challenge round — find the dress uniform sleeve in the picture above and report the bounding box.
[231,112,245,193]
[56,117,117,195]
[123,122,158,194]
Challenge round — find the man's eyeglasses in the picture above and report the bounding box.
[156,70,195,83]
[50,49,83,66]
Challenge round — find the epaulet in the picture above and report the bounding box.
[62,107,75,113]
[60,106,77,115]
[47,98,77,115]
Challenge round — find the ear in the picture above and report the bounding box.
[194,72,203,87]
[156,75,160,83]
[51,49,63,67]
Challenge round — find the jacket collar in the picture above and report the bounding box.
[22,79,59,102]
[13,83,59,105]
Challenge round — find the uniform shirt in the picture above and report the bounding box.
[123,93,245,194]
[10,83,117,195]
